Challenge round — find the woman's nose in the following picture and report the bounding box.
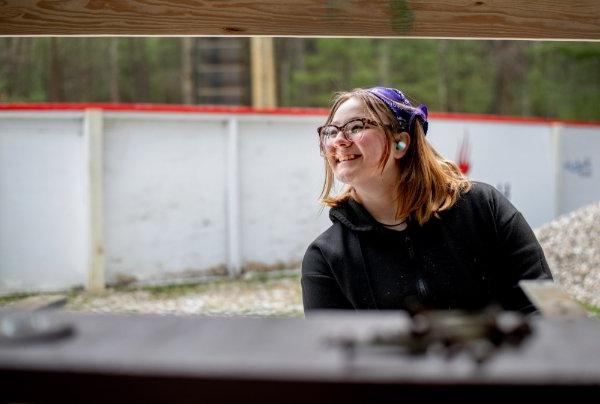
[329,131,351,148]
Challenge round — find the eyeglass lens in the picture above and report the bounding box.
[319,119,368,145]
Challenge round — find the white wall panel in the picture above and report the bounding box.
[559,126,600,215]
[103,115,228,282]
[239,118,330,268]
[0,115,87,293]
[428,120,555,228]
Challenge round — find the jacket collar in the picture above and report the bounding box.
[329,199,389,232]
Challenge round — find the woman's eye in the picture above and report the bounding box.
[322,127,338,138]
[347,122,365,134]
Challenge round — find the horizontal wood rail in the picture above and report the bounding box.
[0,0,598,40]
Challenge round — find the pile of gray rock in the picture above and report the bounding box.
[535,202,600,308]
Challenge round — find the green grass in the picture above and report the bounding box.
[580,301,600,318]
[0,272,302,307]
[0,291,38,305]
[132,272,300,299]
[0,286,84,307]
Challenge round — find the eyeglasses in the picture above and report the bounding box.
[317,118,384,147]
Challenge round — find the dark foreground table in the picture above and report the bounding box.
[1,310,599,403]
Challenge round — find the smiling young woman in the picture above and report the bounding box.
[302,87,553,314]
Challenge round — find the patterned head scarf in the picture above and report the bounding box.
[367,86,429,136]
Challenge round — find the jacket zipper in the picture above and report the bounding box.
[405,236,415,259]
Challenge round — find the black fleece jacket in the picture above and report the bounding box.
[301,182,552,314]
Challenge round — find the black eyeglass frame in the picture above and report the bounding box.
[317,118,395,146]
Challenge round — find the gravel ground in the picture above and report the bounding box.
[65,273,304,317]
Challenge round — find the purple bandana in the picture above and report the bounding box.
[367,87,429,135]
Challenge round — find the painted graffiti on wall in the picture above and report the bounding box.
[456,130,471,175]
[454,129,512,200]
[564,157,592,178]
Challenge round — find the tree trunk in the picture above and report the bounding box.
[6,37,22,99]
[49,38,65,102]
[376,39,391,85]
[276,39,289,106]
[181,37,196,104]
[6,38,34,100]
[291,38,307,104]
[129,39,149,101]
[109,38,120,102]
[437,39,450,112]
[488,41,528,115]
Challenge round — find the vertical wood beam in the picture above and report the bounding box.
[551,123,564,217]
[85,109,105,292]
[250,37,277,108]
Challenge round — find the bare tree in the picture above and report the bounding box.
[181,37,196,104]
[276,38,307,106]
[488,41,528,115]
[376,39,391,85]
[5,37,30,100]
[128,38,149,101]
[49,38,65,101]
[6,38,20,99]
[109,38,120,102]
[437,40,450,112]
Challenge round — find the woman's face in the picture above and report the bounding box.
[323,97,400,188]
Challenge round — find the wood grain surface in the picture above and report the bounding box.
[0,0,598,40]
[1,310,600,403]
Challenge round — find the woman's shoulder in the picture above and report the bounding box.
[306,221,346,252]
[465,181,500,198]
[303,211,364,265]
[460,181,511,207]
[452,181,518,221]
[302,221,349,276]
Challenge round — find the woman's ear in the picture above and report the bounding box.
[393,132,410,159]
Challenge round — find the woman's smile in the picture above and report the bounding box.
[336,154,361,163]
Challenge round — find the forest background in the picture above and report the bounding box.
[1,37,599,121]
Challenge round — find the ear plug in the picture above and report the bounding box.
[396,141,407,151]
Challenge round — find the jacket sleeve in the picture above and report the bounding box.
[492,191,553,313]
[301,243,353,312]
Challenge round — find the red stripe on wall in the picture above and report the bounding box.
[0,103,329,116]
[1,103,599,127]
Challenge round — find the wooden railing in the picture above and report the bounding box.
[1,0,599,40]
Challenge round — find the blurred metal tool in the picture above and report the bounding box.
[0,296,74,344]
[329,306,532,364]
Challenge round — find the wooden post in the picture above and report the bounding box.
[250,37,277,108]
[551,123,564,217]
[227,117,242,277]
[85,109,105,292]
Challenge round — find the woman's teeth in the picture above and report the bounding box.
[338,154,358,162]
